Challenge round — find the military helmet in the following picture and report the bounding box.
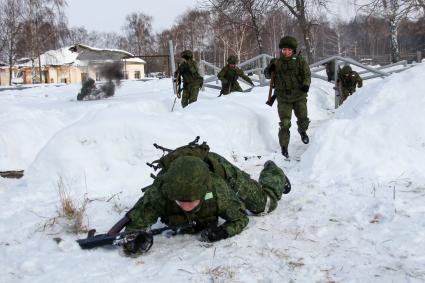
[161,156,211,201]
[181,50,193,60]
[341,65,352,74]
[227,55,237,64]
[279,36,298,52]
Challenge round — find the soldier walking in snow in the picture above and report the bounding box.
[218,55,254,95]
[116,141,290,255]
[337,65,363,106]
[174,50,204,108]
[264,36,311,158]
[325,60,337,82]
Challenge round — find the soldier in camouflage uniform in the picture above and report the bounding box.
[264,36,311,158]
[325,61,336,82]
[123,153,290,254]
[337,65,363,106]
[175,50,204,108]
[218,55,254,95]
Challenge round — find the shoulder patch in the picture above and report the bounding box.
[204,192,214,200]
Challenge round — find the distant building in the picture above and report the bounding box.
[0,44,145,86]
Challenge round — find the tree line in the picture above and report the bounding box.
[1,0,425,83]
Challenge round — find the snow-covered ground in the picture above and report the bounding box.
[0,64,424,283]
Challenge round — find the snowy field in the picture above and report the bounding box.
[1,64,424,283]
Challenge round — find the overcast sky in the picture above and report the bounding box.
[66,0,200,33]
[66,0,361,34]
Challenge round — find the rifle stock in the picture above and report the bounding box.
[174,63,182,98]
[266,94,277,106]
[266,72,276,106]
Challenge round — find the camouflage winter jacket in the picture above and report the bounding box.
[126,172,249,237]
[264,54,311,102]
[218,65,253,93]
[338,70,363,93]
[176,59,203,88]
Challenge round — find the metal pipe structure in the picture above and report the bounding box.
[168,40,176,94]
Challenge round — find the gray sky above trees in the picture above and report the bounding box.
[66,0,199,33]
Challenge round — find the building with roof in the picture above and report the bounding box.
[0,44,145,86]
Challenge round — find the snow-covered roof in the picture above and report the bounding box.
[13,44,145,68]
[72,44,145,63]
[16,47,79,67]
[123,57,146,64]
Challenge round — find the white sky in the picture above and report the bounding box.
[66,0,361,34]
[66,0,200,33]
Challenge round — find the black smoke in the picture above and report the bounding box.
[99,61,124,97]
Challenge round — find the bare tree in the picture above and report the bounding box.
[14,0,68,82]
[204,0,274,54]
[359,0,417,62]
[262,8,294,56]
[210,13,250,63]
[176,9,211,61]
[414,0,425,14]
[157,9,212,63]
[0,0,24,85]
[123,12,154,56]
[276,0,328,63]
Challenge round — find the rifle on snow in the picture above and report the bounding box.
[266,72,276,106]
[76,216,194,252]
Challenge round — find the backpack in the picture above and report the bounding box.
[147,136,210,172]
[146,137,228,182]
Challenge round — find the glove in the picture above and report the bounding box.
[123,231,154,255]
[200,226,228,242]
[299,85,310,93]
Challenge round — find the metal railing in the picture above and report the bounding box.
[198,52,417,109]
[310,55,416,108]
[199,54,273,91]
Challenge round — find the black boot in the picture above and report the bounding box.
[281,147,289,158]
[300,132,309,144]
[283,176,291,194]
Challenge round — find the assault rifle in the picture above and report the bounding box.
[266,72,276,106]
[174,76,182,99]
[76,220,194,252]
[171,64,183,112]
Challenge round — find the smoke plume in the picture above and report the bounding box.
[99,61,124,97]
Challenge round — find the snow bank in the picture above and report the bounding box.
[295,63,425,185]
[1,67,424,283]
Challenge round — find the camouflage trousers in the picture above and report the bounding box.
[339,88,355,106]
[277,97,310,149]
[181,84,200,108]
[220,82,243,95]
[209,153,287,214]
